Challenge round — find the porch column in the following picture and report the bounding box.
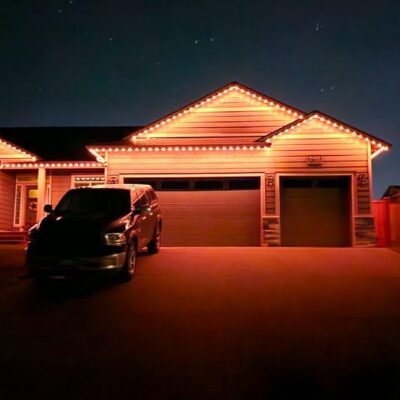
[36,167,46,221]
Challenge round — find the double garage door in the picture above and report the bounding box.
[124,177,261,246]
[124,175,351,247]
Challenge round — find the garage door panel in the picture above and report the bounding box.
[162,217,260,246]
[157,190,259,205]
[159,188,260,246]
[281,177,351,247]
[161,205,259,219]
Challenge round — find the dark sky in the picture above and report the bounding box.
[1,0,399,197]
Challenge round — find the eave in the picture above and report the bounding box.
[257,111,392,159]
[0,161,104,170]
[0,137,39,162]
[87,142,272,162]
[124,81,306,142]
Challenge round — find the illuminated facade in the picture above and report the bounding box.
[0,82,391,246]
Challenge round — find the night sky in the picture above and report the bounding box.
[1,0,399,197]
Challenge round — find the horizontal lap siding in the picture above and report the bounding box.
[144,91,297,139]
[108,151,368,175]
[50,174,71,205]
[109,120,371,221]
[0,171,15,230]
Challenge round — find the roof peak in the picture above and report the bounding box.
[124,82,305,141]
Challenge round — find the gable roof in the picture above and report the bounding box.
[124,81,305,142]
[0,127,141,161]
[0,136,38,161]
[257,110,392,157]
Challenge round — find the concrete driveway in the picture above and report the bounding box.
[1,246,400,399]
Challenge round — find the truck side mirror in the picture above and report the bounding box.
[44,204,53,213]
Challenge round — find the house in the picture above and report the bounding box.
[382,186,400,203]
[0,82,392,247]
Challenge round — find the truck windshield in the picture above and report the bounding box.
[56,189,131,216]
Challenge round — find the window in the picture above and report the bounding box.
[56,189,131,216]
[123,177,261,191]
[161,180,190,191]
[281,179,313,189]
[147,190,158,201]
[14,185,22,226]
[124,178,157,189]
[135,193,149,207]
[194,180,224,190]
[73,175,104,188]
[318,178,349,189]
[229,178,260,190]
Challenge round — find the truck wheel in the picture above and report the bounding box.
[148,224,161,254]
[120,242,137,281]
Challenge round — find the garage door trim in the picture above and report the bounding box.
[276,173,355,246]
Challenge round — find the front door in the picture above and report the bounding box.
[25,185,38,229]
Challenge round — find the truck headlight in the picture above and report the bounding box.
[104,232,127,246]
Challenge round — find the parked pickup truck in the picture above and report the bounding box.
[26,184,162,280]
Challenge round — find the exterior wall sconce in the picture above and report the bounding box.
[107,175,118,184]
[307,155,323,166]
[357,174,368,186]
[267,175,275,187]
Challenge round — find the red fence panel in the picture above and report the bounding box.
[372,199,391,247]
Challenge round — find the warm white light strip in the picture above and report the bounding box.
[89,145,270,158]
[1,162,104,169]
[371,146,389,160]
[268,113,388,150]
[0,138,37,161]
[75,177,105,182]
[89,148,106,163]
[130,84,303,141]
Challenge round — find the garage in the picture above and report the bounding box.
[280,176,351,247]
[124,177,261,246]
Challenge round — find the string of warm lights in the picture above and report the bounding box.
[371,147,389,160]
[0,138,37,161]
[87,144,271,161]
[88,148,106,163]
[75,176,105,182]
[128,84,304,142]
[0,162,104,169]
[265,113,390,157]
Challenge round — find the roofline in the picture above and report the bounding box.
[86,142,271,162]
[0,161,104,170]
[123,81,306,141]
[0,136,39,161]
[257,110,393,149]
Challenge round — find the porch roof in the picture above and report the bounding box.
[0,126,142,161]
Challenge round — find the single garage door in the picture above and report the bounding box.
[124,177,261,246]
[280,176,351,247]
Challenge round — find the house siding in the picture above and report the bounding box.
[50,173,72,205]
[107,119,373,247]
[0,171,16,230]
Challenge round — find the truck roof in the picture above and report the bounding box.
[75,184,153,191]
